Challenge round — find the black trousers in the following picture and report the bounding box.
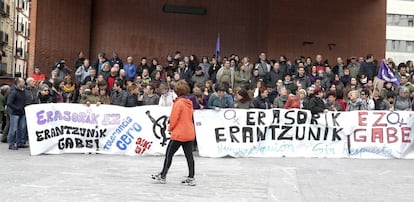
[160,140,194,178]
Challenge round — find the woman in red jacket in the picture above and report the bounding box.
[152,80,196,186]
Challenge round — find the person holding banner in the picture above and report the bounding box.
[152,80,196,186]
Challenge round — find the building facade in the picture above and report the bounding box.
[0,0,29,79]
[0,0,13,77]
[14,0,29,77]
[386,0,414,63]
[28,0,386,77]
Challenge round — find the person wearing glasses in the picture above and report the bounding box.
[359,89,375,110]
[37,84,53,103]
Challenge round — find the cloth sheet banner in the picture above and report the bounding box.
[25,104,175,156]
[25,104,414,159]
[193,108,350,158]
[348,111,414,159]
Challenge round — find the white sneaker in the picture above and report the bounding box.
[181,177,196,186]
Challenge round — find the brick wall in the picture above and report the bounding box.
[29,0,386,76]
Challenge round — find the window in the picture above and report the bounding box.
[387,39,414,52]
[407,41,413,52]
[409,16,414,27]
[387,14,414,27]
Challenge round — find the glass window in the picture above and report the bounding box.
[400,41,407,52]
[393,15,400,25]
[387,14,393,25]
[401,15,408,26]
[388,14,414,27]
[392,40,397,51]
[386,40,393,51]
[387,40,414,52]
[407,41,413,52]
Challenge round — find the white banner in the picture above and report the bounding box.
[25,104,414,159]
[348,111,414,159]
[194,108,350,158]
[25,104,175,156]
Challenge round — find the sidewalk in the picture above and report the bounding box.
[0,142,413,202]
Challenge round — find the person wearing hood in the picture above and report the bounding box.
[152,80,196,186]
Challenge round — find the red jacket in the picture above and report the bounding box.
[32,73,46,81]
[284,95,301,109]
[169,97,195,142]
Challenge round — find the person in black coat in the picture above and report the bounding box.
[125,83,141,107]
[37,84,53,103]
[177,60,193,85]
[6,78,27,150]
[268,62,285,88]
[253,88,272,109]
[359,54,377,81]
[307,87,328,114]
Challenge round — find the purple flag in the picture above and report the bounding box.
[215,33,220,60]
[377,59,400,86]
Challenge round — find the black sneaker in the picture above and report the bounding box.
[8,145,18,150]
[17,145,29,148]
[181,177,196,186]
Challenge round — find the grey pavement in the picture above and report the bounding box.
[1,141,414,202]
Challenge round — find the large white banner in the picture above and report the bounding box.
[25,104,414,159]
[194,108,350,158]
[25,104,174,156]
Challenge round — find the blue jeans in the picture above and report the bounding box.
[8,114,27,146]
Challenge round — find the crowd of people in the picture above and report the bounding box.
[1,50,414,149]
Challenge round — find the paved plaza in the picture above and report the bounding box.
[1,142,414,202]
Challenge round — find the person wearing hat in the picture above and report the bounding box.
[307,87,328,114]
[191,66,208,88]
